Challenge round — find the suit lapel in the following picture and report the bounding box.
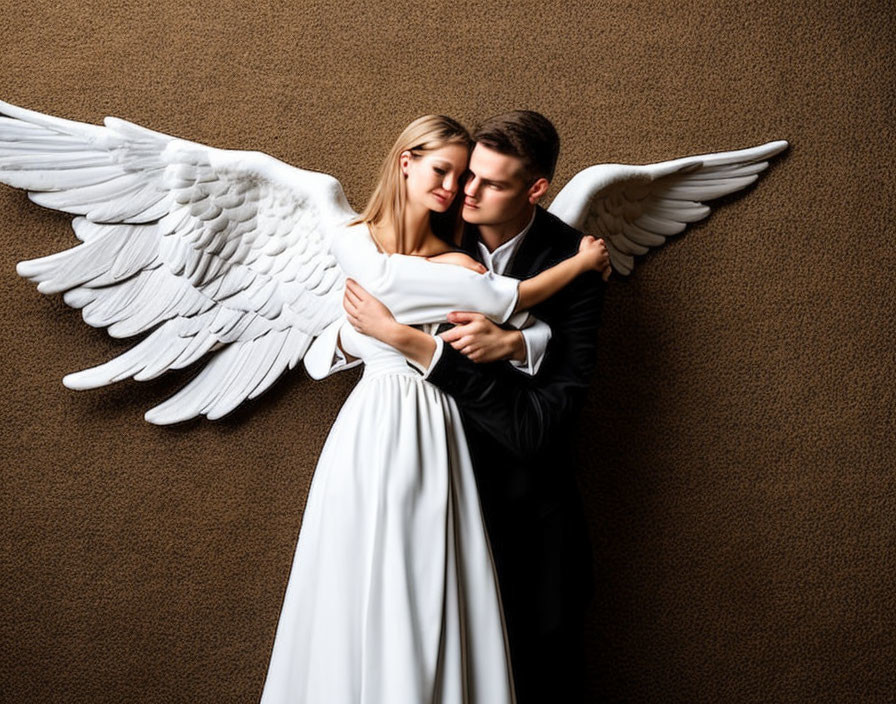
[508,206,553,278]
[463,206,558,275]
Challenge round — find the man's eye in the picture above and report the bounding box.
[489,184,501,190]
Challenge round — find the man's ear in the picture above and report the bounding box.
[527,177,550,204]
[400,150,412,176]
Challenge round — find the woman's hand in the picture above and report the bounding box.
[577,235,612,281]
[343,278,439,369]
[344,278,398,341]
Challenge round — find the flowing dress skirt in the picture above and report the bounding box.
[260,362,516,704]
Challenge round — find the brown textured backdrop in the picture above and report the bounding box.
[1,1,894,702]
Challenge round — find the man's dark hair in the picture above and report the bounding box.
[473,110,560,184]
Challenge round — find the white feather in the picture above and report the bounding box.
[1,99,356,423]
[548,140,788,275]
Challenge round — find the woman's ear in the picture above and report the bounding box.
[400,150,411,176]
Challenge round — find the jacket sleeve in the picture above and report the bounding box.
[425,270,604,458]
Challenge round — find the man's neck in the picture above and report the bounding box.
[477,205,537,252]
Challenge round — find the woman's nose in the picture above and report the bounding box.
[443,173,457,192]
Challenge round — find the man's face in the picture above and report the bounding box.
[462,144,538,227]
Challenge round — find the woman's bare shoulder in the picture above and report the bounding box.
[425,251,487,274]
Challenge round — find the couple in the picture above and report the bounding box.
[260,111,608,704]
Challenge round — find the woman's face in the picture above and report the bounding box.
[401,143,469,213]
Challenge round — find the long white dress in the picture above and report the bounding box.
[259,224,519,704]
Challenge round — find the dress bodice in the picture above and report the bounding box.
[305,223,521,381]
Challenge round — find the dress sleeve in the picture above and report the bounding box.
[331,225,519,325]
[303,317,362,380]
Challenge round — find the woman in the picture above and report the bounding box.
[260,116,605,704]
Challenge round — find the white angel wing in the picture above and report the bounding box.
[1,100,357,424]
[547,140,789,275]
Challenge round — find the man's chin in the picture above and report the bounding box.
[462,206,485,223]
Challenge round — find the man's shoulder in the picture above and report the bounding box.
[537,208,605,300]
[531,206,584,257]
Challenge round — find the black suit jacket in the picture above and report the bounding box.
[427,205,605,623]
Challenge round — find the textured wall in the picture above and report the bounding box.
[1,1,893,702]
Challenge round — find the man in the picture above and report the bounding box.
[345,111,608,702]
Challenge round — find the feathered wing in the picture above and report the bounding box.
[547,140,789,275]
[1,100,357,424]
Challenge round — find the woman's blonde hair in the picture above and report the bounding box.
[353,115,472,254]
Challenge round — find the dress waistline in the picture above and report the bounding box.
[361,359,422,381]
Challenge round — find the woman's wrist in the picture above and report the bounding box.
[575,251,592,275]
[391,323,436,368]
[379,318,406,346]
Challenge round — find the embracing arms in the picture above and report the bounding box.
[343,235,609,370]
[426,270,605,457]
[307,224,527,377]
[344,262,605,456]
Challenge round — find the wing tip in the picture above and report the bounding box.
[754,140,789,163]
[16,259,37,279]
[62,371,94,390]
[144,403,195,426]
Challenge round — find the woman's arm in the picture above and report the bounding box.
[514,235,608,312]
[343,281,550,373]
[333,226,609,326]
[343,278,437,368]
[331,226,519,324]
[304,317,363,380]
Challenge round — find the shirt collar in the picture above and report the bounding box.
[476,209,537,272]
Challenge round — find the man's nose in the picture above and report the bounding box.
[464,176,480,198]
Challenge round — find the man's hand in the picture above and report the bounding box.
[440,312,526,364]
[344,278,397,342]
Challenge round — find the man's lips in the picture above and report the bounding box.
[463,200,479,209]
